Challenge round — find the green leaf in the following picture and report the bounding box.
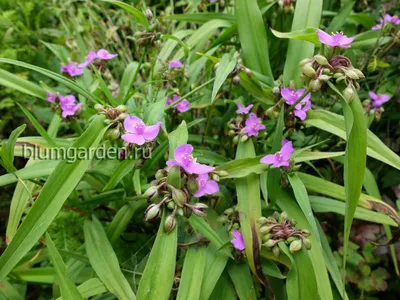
[57,278,107,300]
[103,0,150,28]
[235,140,264,282]
[45,233,83,300]
[92,67,116,106]
[0,115,108,280]
[188,215,229,250]
[0,58,97,103]
[117,62,139,103]
[283,0,322,86]
[1,124,26,172]
[227,262,257,300]
[235,0,273,85]
[305,109,400,170]
[271,27,320,44]
[326,1,355,33]
[166,13,235,24]
[0,279,24,300]
[84,218,135,300]
[0,69,46,99]
[177,246,207,300]
[103,159,136,191]
[168,121,188,159]
[211,54,237,102]
[136,212,177,300]
[16,103,58,147]
[209,273,236,300]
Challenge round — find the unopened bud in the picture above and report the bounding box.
[345,69,359,80]
[106,128,121,140]
[273,211,280,221]
[280,211,288,220]
[302,238,312,250]
[232,75,240,86]
[94,104,104,111]
[323,68,331,75]
[290,240,302,252]
[164,215,176,232]
[183,205,192,218]
[244,68,252,77]
[216,170,229,177]
[172,188,187,207]
[233,136,239,144]
[240,135,249,143]
[104,119,113,125]
[302,64,316,77]
[117,113,129,121]
[314,54,329,65]
[155,169,168,180]
[217,215,229,223]
[144,186,158,200]
[262,234,272,242]
[224,208,234,215]
[354,69,364,78]
[343,87,354,102]
[301,229,311,237]
[213,62,220,72]
[145,204,160,221]
[228,130,235,136]
[187,178,199,194]
[272,86,280,95]
[263,239,278,248]
[318,74,331,82]
[310,79,322,92]
[167,200,175,210]
[192,203,208,217]
[260,225,274,234]
[299,58,310,67]
[257,217,268,225]
[116,105,128,113]
[145,8,153,21]
[273,245,280,257]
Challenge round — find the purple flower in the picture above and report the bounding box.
[78,51,98,68]
[193,174,219,197]
[210,0,217,2]
[372,14,400,30]
[236,103,253,114]
[316,29,353,48]
[166,144,215,175]
[168,59,183,69]
[369,91,390,108]
[231,230,245,251]
[166,94,190,112]
[46,92,57,103]
[260,139,294,168]
[96,49,118,60]
[243,113,266,137]
[60,62,84,77]
[121,116,162,145]
[281,88,311,105]
[293,98,312,120]
[59,95,82,118]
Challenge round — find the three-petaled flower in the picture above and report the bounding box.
[231,230,245,251]
[193,173,219,197]
[168,59,183,69]
[46,92,57,103]
[369,91,390,108]
[59,95,83,118]
[260,139,294,168]
[281,88,310,105]
[166,144,215,174]
[316,29,353,48]
[243,113,266,137]
[60,62,84,77]
[121,116,162,145]
[236,103,253,114]
[166,94,190,113]
[78,49,118,68]
[372,14,400,30]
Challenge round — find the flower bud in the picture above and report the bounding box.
[232,75,241,86]
[155,169,168,180]
[244,68,252,77]
[167,200,175,210]
[145,8,153,21]
[106,128,121,140]
[302,238,312,250]
[286,236,296,243]
[318,74,331,82]
[233,136,239,144]
[290,240,302,252]
[211,174,219,182]
[343,87,354,102]
[272,86,280,95]
[323,68,331,75]
[262,234,271,242]
[104,119,113,125]
[280,211,288,221]
[213,62,220,72]
[273,211,280,221]
[241,135,249,143]
[187,178,199,194]
[302,64,316,77]
[164,215,176,233]
[192,203,208,217]
[117,113,129,121]
[216,170,229,177]
[144,186,158,200]
[354,69,364,78]
[224,208,234,215]
[260,225,274,234]
[263,239,278,248]
[183,205,193,218]
[298,58,310,67]
[94,104,104,111]
[228,130,235,136]
[176,208,184,217]
[273,245,280,257]
[345,69,359,80]
[166,166,181,189]
[257,217,268,225]
[116,105,128,113]
[310,79,322,92]
[145,204,160,221]
[301,229,311,237]
[172,188,187,207]
[314,54,329,65]
[217,215,229,223]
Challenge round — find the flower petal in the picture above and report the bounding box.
[174,144,194,165]
[121,134,145,145]
[316,29,332,46]
[143,122,162,141]
[185,162,215,175]
[260,154,276,165]
[280,141,294,160]
[204,180,219,195]
[123,116,145,134]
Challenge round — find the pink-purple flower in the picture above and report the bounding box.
[59,95,82,118]
[121,116,162,145]
[243,113,266,137]
[372,14,400,30]
[293,98,312,120]
[78,51,98,68]
[78,49,118,68]
[60,62,84,77]
[166,144,215,175]
[168,59,183,69]
[260,139,294,168]
[46,92,57,103]
[231,230,245,251]
[281,88,311,105]
[166,94,190,112]
[236,103,253,114]
[369,91,390,108]
[316,29,353,48]
[96,49,118,60]
[193,174,219,197]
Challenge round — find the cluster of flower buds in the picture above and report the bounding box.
[143,166,211,232]
[214,58,252,87]
[277,0,295,14]
[258,211,311,256]
[227,111,266,144]
[217,206,241,231]
[198,0,225,10]
[300,54,364,100]
[95,104,129,140]
[134,9,163,48]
